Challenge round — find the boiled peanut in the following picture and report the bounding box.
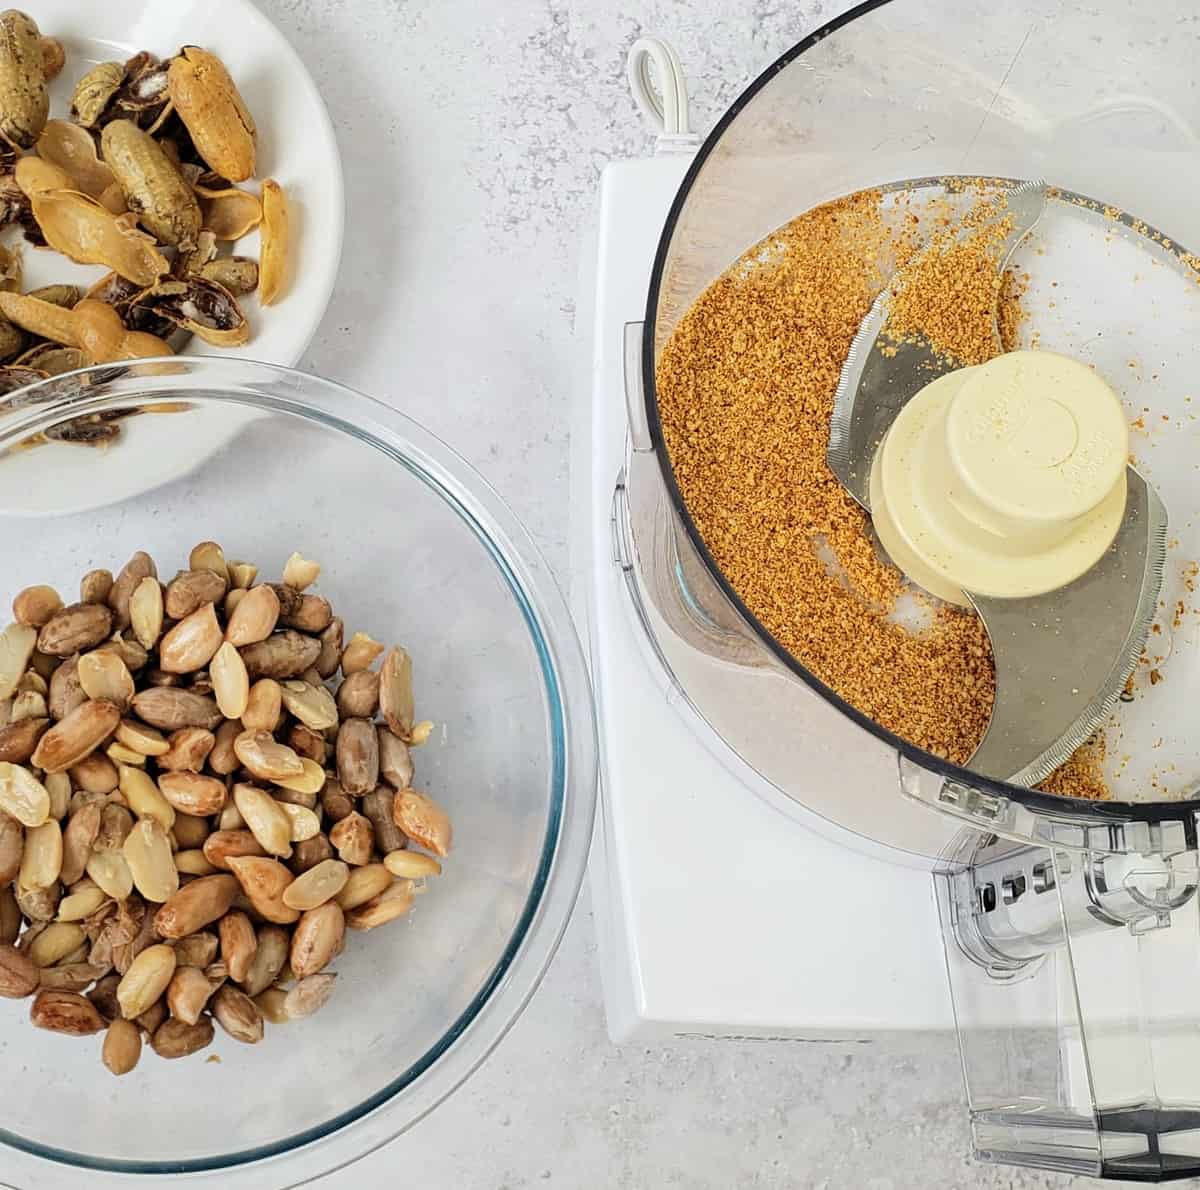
[109,551,157,630]
[129,576,163,651]
[153,874,238,938]
[0,10,49,148]
[159,603,222,673]
[218,910,257,983]
[12,585,62,628]
[157,726,215,772]
[363,786,407,855]
[151,1015,214,1059]
[226,856,298,924]
[30,988,105,1035]
[233,783,292,857]
[393,790,453,857]
[282,858,348,911]
[347,880,415,930]
[130,687,222,731]
[101,119,202,248]
[329,812,373,867]
[289,902,343,978]
[336,718,378,795]
[279,679,337,731]
[32,699,121,773]
[240,631,321,680]
[102,1017,142,1075]
[168,47,256,182]
[239,924,288,996]
[379,647,415,738]
[37,602,112,657]
[211,983,263,1043]
[158,771,226,816]
[337,671,378,718]
[341,632,383,675]
[122,818,178,903]
[288,833,334,876]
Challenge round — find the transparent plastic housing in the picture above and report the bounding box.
[629,0,1200,1179]
[0,360,596,1188]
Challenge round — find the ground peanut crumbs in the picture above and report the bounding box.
[886,210,1014,365]
[1039,734,1108,801]
[656,186,1107,798]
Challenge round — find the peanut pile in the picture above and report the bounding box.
[0,542,452,1073]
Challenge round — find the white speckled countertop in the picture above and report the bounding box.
[251,1,1130,1186]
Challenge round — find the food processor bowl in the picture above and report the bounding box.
[0,359,596,1188]
[624,0,1200,1178]
[636,0,1200,836]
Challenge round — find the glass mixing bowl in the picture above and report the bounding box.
[0,358,596,1188]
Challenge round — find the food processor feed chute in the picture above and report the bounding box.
[627,0,1200,1179]
[869,354,1133,608]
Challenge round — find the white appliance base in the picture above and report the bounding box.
[571,154,957,1044]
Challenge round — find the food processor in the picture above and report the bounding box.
[597,1,1200,1179]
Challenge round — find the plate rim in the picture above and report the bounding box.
[223,0,347,366]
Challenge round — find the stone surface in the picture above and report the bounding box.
[253,0,1131,1186]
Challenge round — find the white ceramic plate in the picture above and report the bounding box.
[0,0,344,514]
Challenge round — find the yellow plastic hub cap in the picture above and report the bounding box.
[869,350,1129,606]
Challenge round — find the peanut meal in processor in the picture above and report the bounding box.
[0,543,452,1074]
[655,185,1108,800]
[0,9,290,446]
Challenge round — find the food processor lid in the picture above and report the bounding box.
[866,362,1133,606]
[639,0,1200,824]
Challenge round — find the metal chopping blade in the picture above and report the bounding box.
[828,178,1047,509]
[824,178,1168,786]
[969,470,1166,784]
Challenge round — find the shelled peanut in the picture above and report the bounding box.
[0,542,449,1073]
